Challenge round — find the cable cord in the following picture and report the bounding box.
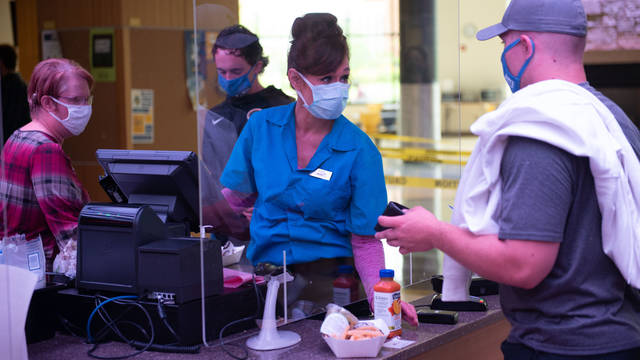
[156,298,181,343]
[215,275,265,360]
[86,295,155,360]
[87,294,201,357]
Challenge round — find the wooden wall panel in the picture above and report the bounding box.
[121,0,190,28]
[129,28,198,152]
[56,29,123,201]
[16,0,239,200]
[15,0,39,82]
[37,0,122,29]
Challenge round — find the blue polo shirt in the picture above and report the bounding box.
[221,102,387,266]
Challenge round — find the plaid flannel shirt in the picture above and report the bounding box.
[1,130,90,265]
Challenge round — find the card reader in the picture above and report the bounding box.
[430,275,499,296]
[430,293,488,312]
[417,309,458,325]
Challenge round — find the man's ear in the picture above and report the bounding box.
[520,34,535,57]
[254,60,264,74]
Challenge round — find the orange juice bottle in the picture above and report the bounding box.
[373,269,402,338]
[333,265,359,306]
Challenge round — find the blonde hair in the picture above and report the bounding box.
[27,58,94,114]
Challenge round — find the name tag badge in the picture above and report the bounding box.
[310,168,332,181]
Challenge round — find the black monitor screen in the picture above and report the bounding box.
[96,149,199,232]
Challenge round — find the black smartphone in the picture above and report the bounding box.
[374,201,409,232]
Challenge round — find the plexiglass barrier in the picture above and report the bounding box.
[193,0,507,341]
[0,0,510,352]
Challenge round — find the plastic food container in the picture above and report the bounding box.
[321,304,390,358]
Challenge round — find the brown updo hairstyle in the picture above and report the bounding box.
[27,58,94,114]
[287,13,349,75]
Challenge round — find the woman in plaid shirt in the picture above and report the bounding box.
[1,58,93,276]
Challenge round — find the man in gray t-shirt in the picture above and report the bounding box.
[497,82,640,356]
[375,1,640,358]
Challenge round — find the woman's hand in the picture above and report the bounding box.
[242,207,254,221]
[401,300,418,327]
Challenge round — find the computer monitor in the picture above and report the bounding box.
[96,149,199,233]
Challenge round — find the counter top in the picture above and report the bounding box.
[28,291,509,360]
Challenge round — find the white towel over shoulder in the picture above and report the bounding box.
[442,79,640,300]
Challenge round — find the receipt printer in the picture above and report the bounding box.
[138,237,223,304]
[77,203,223,303]
[77,203,167,294]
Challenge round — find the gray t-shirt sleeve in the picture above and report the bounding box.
[496,136,576,242]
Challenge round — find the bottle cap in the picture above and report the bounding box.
[379,269,394,278]
[337,264,354,274]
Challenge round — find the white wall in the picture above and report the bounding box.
[0,0,14,45]
[437,0,506,101]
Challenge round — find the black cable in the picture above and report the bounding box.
[93,296,150,346]
[88,299,154,359]
[156,298,181,343]
[252,274,264,318]
[129,341,201,354]
[57,314,84,337]
[217,275,264,360]
[218,316,254,360]
[86,296,155,360]
[90,294,201,355]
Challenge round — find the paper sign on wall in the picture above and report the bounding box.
[41,30,63,60]
[90,28,116,82]
[131,89,154,144]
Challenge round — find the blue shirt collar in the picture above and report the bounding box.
[266,102,355,152]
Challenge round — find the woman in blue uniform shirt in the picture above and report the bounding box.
[221,13,417,324]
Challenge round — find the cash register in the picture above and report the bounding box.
[76,149,222,302]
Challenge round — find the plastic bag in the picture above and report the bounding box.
[1,234,46,289]
[52,239,76,279]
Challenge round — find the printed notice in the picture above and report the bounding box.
[131,89,154,144]
[89,28,116,82]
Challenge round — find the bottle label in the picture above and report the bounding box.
[374,290,401,332]
[333,287,351,306]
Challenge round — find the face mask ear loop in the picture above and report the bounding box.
[516,39,535,79]
[248,64,258,87]
[47,96,70,122]
[294,70,314,106]
[501,38,520,78]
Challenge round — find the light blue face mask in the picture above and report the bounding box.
[501,38,535,93]
[295,71,350,120]
[218,65,255,97]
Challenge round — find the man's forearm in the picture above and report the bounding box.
[432,222,558,289]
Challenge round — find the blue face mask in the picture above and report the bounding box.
[501,38,535,93]
[218,66,255,97]
[295,71,350,120]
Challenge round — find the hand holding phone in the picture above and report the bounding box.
[374,201,409,232]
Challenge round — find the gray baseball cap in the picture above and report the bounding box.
[476,0,587,41]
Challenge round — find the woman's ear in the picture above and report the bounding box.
[40,95,55,112]
[287,68,301,91]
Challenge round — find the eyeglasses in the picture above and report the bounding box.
[57,95,94,105]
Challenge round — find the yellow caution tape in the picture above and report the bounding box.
[385,175,459,189]
[379,147,468,165]
[371,133,441,144]
[370,133,472,164]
